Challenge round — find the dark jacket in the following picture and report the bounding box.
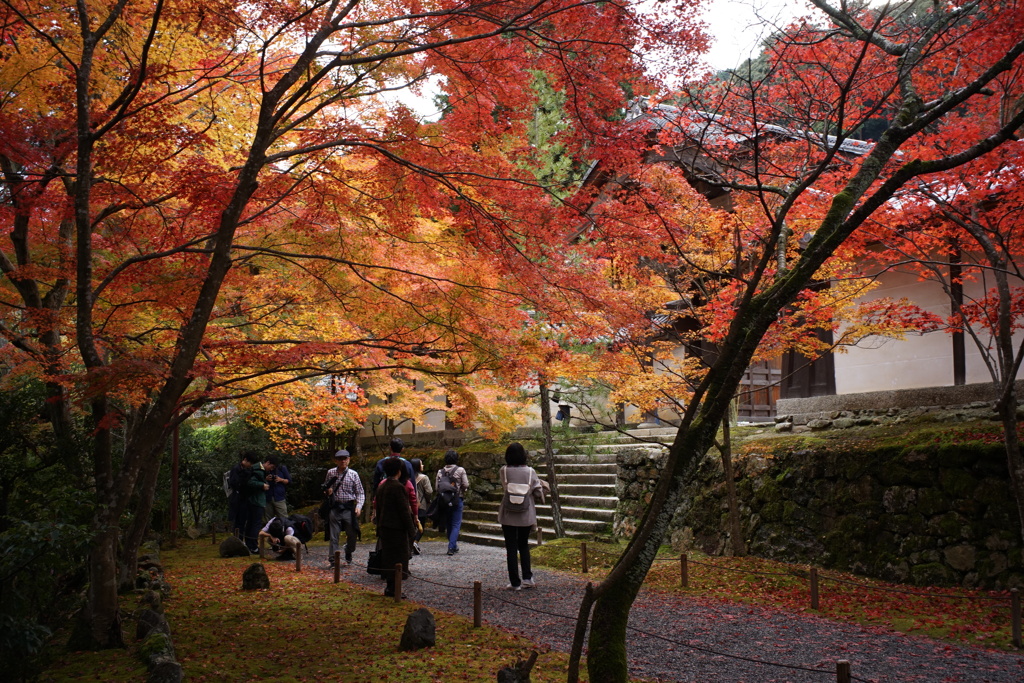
[375,478,416,580]
[246,464,268,507]
[375,479,416,534]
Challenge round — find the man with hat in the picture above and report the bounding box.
[323,449,365,566]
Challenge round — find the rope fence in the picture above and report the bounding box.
[578,542,1023,648]
[230,526,1016,681]
[264,542,859,682]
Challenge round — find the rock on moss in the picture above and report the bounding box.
[241,563,270,590]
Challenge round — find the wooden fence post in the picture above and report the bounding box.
[581,542,588,574]
[334,550,341,583]
[394,564,403,603]
[258,535,265,560]
[810,568,820,610]
[1012,588,1021,648]
[536,526,543,545]
[474,581,482,627]
[295,544,302,573]
[680,553,688,588]
[211,522,218,545]
[836,660,850,683]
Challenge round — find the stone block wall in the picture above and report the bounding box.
[614,442,1024,589]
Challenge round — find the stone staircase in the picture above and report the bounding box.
[459,426,677,547]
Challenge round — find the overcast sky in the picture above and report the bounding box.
[698,0,811,70]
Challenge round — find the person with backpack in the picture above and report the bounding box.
[258,515,300,560]
[497,442,544,590]
[371,437,414,490]
[370,438,417,524]
[436,449,469,556]
[410,458,432,555]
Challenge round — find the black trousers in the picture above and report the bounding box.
[501,524,533,587]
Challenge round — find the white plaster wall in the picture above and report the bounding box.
[835,269,953,394]
[835,268,1024,395]
[958,276,1024,385]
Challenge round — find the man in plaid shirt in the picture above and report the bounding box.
[324,450,365,566]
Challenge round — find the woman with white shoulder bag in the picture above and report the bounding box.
[498,442,545,590]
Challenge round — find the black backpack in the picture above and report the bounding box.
[289,514,314,546]
[437,467,459,508]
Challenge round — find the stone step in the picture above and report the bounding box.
[590,442,671,453]
[549,463,619,474]
[460,519,597,541]
[553,426,677,441]
[549,483,617,497]
[466,503,614,523]
[543,452,619,465]
[540,472,617,486]
[479,492,619,509]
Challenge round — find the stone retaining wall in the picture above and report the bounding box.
[775,380,1024,432]
[614,443,1024,589]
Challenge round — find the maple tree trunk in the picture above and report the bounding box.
[539,381,566,538]
[718,416,746,557]
[74,525,124,649]
[119,445,166,591]
[996,400,1024,544]
[584,413,725,683]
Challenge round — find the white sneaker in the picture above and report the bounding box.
[521,578,535,588]
[505,583,521,591]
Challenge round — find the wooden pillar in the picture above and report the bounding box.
[473,581,482,627]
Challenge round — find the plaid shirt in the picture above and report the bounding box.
[325,466,365,508]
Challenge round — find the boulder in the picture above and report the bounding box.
[136,608,170,640]
[219,535,250,558]
[398,608,436,651]
[242,563,270,590]
[139,589,162,612]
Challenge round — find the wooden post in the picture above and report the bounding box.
[581,542,589,574]
[334,550,341,583]
[836,660,850,683]
[536,526,543,546]
[295,544,302,573]
[394,564,403,603]
[680,553,688,588]
[1012,588,1022,648]
[810,568,820,610]
[258,535,265,560]
[474,581,482,627]
[211,522,217,545]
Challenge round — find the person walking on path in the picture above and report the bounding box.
[437,449,470,556]
[371,437,414,489]
[411,458,432,555]
[264,455,290,521]
[371,437,417,519]
[375,457,417,598]
[324,449,364,566]
[497,442,543,589]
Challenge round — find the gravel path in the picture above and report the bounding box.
[314,541,1024,682]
